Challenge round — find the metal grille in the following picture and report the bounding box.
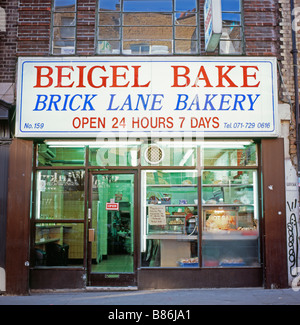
[144,145,163,164]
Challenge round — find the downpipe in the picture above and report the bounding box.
[290,0,300,176]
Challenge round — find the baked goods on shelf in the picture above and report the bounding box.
[178,257,199,266]
[169,218,184,225]
[205,210,236,231]
[180,257,198,264]
[219,258,245,266]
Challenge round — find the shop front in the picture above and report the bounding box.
[13,56,288,290]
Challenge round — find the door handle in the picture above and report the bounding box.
[89,228,95,242]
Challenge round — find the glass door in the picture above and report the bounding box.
[88,171,137,287]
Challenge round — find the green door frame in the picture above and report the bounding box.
[87,170,138,287]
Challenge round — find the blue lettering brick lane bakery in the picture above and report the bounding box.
[13,55,289,290]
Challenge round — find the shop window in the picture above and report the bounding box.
[88,140,141,166]
[37,143,85,167]
[33,170,85,267]
[141,170,199,267]
[51,0,77,55]
[140,140,260,269]
[202,170,260,267]
[35,170,85,221]
[97,0,199,55]
[34,223,84,267]
[141,141,197,167]
[219,0,244,55]
[32,139,259,270]
[201,141,257,167]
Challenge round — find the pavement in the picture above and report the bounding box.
[0,287,300,306]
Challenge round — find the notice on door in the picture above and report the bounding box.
[148,205,166,226]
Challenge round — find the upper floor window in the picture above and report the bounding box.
[96,0,199,55]
[219,0,244,55]
[50,0,244,56]
[51,0,77,55]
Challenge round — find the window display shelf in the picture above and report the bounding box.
[202,183,253,187]
[147,184,197,187]
[202,231,259,240]
[146,204,197,207]
[147,234,197,240]
[146,214,197,236]
[202,204,257,237]
[203,204,254,207]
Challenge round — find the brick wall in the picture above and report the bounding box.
[244,0,281,56]
[278,0,300,162]
[16,0,282,57]
[18,0,51,56]
[278,0,300,104]
[77,0,96,56]
[0,0,18,103]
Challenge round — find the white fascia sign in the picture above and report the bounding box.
[204,0,222,52]
[15,56,279,139]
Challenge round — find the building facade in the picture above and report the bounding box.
[1,0,300,294]
[0,0,17,293]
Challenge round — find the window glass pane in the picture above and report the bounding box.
[53,13,76,26]
[52,42,75,55]
[97,40,120,54]
[202,141,257,167]
[37,144,85,166]
[123,0,173,12]
[221,0,241,12]
[221,26,242,40]
[175,26,197,39]
[222,13,241,25]
[123,41,171,54]
[35,170,85,220]
[98,26,120,39]
[123,13,172,26]
[98,13,121,26]
[99,0,120,11]
[89,141,140,166]
[141,170,199,267]
[53,25,75,39]
[175,0,197,11]
[201,170,260,267]
[34,223,84,267]
[175,13,197,25]
[54,0,76,12]
[123,26,172,40]
[141,142,197,167]
[219,40,243,55]
[175,40,198,54]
